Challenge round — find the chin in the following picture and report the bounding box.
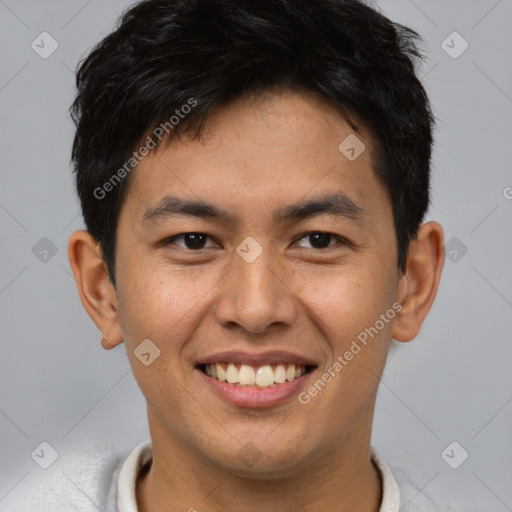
[205,437,312,478]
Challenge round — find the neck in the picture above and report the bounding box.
[137,410,382,512]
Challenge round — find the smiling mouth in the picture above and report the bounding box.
[197,362,317,388]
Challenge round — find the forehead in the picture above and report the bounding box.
[120,89,387,223]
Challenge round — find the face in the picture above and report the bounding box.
[114,89,402,477]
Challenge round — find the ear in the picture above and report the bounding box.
[67,229,123,350]
[392,221,445,342]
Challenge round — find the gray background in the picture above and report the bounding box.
[1,0,511,510]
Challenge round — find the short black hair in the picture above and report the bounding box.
[70,0,436,288]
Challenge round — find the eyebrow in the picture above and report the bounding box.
[141,191,366,226]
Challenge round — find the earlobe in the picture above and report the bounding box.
[67,229,124,350]
[392,221,445,343]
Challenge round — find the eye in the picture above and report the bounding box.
[293,231,347,250]
[162,231,348,252]
[162,232,218,250]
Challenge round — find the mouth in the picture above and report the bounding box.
[194,352,319,408]
[196,362,317,388]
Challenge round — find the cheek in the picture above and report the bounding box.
[300,267,395,398]
[296,262,396,341]
[114,266,204,404]
[116,260,219,350]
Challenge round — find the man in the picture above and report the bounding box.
[67,0,445,510]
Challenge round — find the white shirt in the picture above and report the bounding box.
[116,442,401,512]
[0,440,440,511]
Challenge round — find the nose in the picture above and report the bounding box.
[213,243,298,334]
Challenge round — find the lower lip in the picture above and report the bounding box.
[195,367,315,408]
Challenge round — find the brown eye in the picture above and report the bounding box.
[164,232,216,250]
[294,232,343,250]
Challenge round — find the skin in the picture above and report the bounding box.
[68,88,444,512]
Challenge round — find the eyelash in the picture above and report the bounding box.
[161,232,349,251]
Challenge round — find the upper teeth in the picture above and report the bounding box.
[204,363,306,387]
